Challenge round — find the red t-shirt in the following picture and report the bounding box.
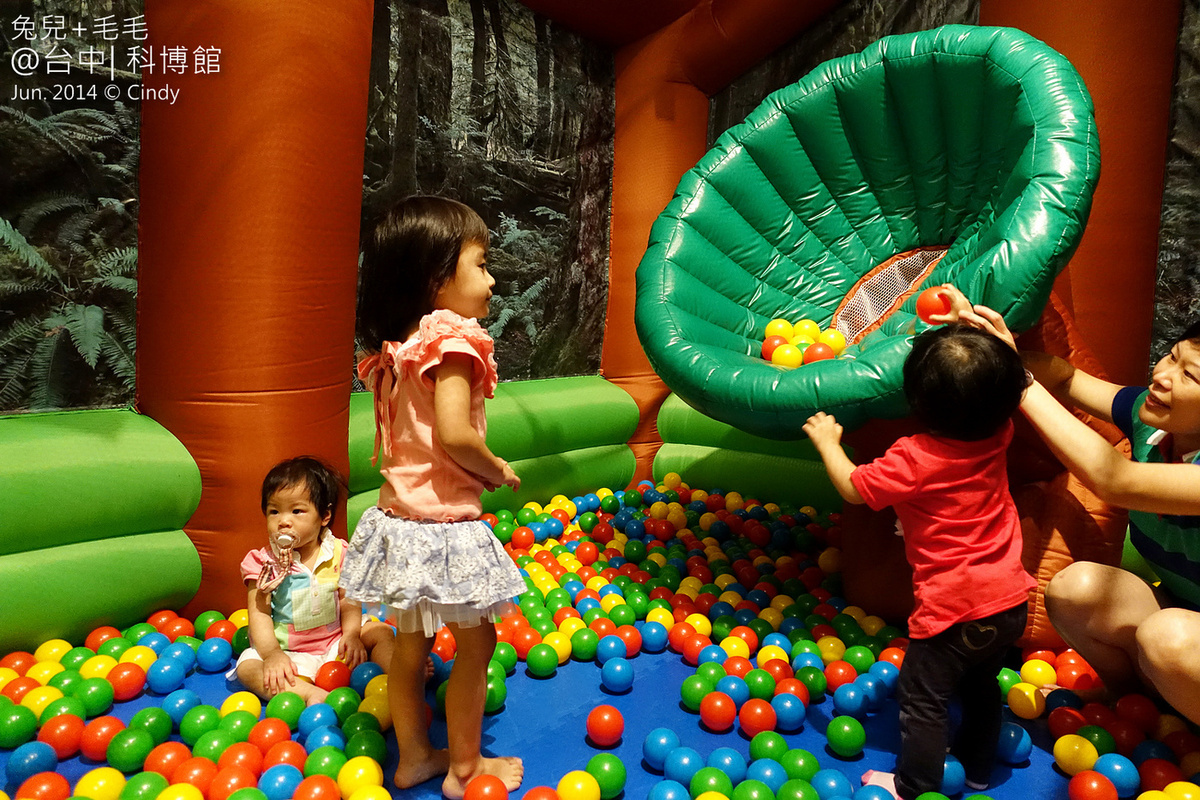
[849,420,1035,638]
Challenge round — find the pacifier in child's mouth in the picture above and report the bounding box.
[257,532,296,594]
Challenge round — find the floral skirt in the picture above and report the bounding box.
[340,506,526,637]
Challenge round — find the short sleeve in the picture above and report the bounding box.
[1112,386,1146,441]
[403,310,498,398]
[850,438,923,511]
[240,549,268,585]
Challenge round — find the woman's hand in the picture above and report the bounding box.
[960,304,1018,351]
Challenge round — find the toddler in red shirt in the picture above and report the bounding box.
[805,322,1036,800]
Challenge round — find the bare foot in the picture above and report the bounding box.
[862,769,899,799]
[443,756,524,799]
[395,748,450,789]
[426,655,436,681]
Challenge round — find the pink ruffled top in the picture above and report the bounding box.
[358,309,498,522]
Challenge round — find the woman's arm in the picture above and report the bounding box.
[1022,350,1124,424]
[433,353,520,490]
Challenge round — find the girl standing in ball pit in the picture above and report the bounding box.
[235,457,397,706]
[804,320,1036,800]
[340,195,526,798]
[963,302,1200,725]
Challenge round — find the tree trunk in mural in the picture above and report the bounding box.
[392,0,420,197]
[368,0,391,155]
[534,15,552,153]
[469,0,488,145]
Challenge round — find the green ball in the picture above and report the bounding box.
[747,618,774,645]
[578,512,598,533]
[265,691,305,730]
[796,665,827,698]
[231,626,251,655]
[495,509,515,523]
[776,778,821,800]
[531,618,557,637]
[826,715,866,758]
[487,661,506,682]
[129,707,173,745]
[120,771,169,800]
[218,710,258,743]
[582,608,608,626]
[780,748,820,782]
[600,495,621,514]
[492,642,518,674]
[73,676,115,717]
[695,662,726,685]
[1076,724,1117,756]
[124,623,156,644]
[175,636,203,652]
[744,669,777,701]
[341,711,381,740]
[679,674,713,712]
[526,643,558,678]
[623,540,647,563]
[39,696,87,725]
[516,507,538,525]
[227,789,269,800]
[193,610,226,638]
[749,730,789,762]
[0,704,38,748]
[492,522,515,544]
[712,615,737,642]
[571,629,599,661]
[876,625,903,643]
[622,490,642,508]
[435,680,449,716]
[791,639,820,657]
[107,727,156,773]
[98,637,133,660]
[60,646,96,671]
[485,677,507,714]
[996,667,1021,695]
[192,728,236,761]
[304,745,348,778]
[608,604,637,628]
[325,687,362,724]
[179,704,222,746]
[732,779,775,800]
[49,669,84,695]
[345,729,388,763]
[915,793,953,800]
[586,752,627,800]
[689,766,734,798]
[842,645,875,673]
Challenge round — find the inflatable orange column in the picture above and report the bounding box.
[138,2,373,615]
[980,0,1181,384]
[605,0,838,484]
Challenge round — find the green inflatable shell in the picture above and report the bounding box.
[635,25,1099,437]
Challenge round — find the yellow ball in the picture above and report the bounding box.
[220,691,262,718]
[600,594,627,613]
[720,637,750,660]
[817,636,846,661]
[647,552,667,567]
[667,509,689,531]
[586,577,610,593]
[698,513,717,532]
[714,573,736,590]
[765,319,794,340]
[558,617,586,638]
[1007,682,1046,720]
[649,501,669,520]
[860,615,886,636]
[793,319,821,340]
[34,638,73,664]
[338,756,384,798]
[20,686,64,718]
[685,614,712,637]
[543,632,572,665]
[663,472,683,489]
[557,770,601,800]
[348,788,392,800]
[25,661,65,685]
[725,492,744,512]
[1053,734,1099,776]
[0,667,19,691]
[1019,659,1057,688]
[645,608,675,628]
[818,328,847,355]
[763,503,780,515]
[718,592,744,608]
[756,645,790,667]
[674,587,699,602]
[691,489,708,503]
[596,488,614,499]
[1157,713,1189,740]
[840,606,866,623]
[679,577,703,593]
[1139,792,1173,800]
[358,695,390,728]
[752,556,773,568]
[364,674,389,698]
[771,344,804,368]
[789,335,815,350]
[79,654,118,680]
[769,595,795,612]
[817,548,841,575]
[228,608,250,628]
[696,793,730,800]
[118,646,158,670]
[74,767,127,800]
[799,506,818,518]
[1165,782,1200,800]
[757,608,783,631]
[155,787,204,800]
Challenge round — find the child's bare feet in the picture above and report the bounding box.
[442,756,524,799]
[394,748,450,790]
[427,655,436,681]
[862,769,899,799]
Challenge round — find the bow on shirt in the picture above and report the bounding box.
[357,341,405,465]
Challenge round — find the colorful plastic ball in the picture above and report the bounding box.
[174,756,220,795]
[73,676,115,716]
[1093,753,1140,798]
[833,683,868,718]
[707,747,748,785]
[771,692,806,731]
[220,742,266,777]
[349,663,385,696]
[344,730,388,765]
[461,774,508,800]
[1140,759,1185,792]
[699,691,736,732]
[779,748,820,784]
[641,622,669,653]
[915,286,953,324]
[771,344,805,368]
[297,704,338,739]
[525,643,558,678]
[258,764,304,800]
[197,639,234,673]
[143,741,192,781]
[940,755,966,796]
[304,746,349,780]
[739,698,777,738]
[557,770,601,800]
[335,758,384,800]
[586,704,623,747]
[265,691,305,730]
[997,721,1033,764]
[120,770,170,800]
[313,661,351,693]
[1007,682,1046,720]
[5,741,58,788]
[811,768,854,799]
[75,767,127,800]
[14,771,71,800]
[689,767,734,800]
[144,658,187,695]
[36,712,84,759]
[210,766,259,800]
[304,725,347,753]
[107,728,156,773]
[161,688,202,726]
[0,702,36,748]
[663,746,704,786]
[642,727,680,772]
[180,704,222,746]
[1133,739,1176,765]
[586,752,627,800]
[1067,770,1118,800]
[194,729,240,762]
[227,787,268,800]
[600,657,634,693]
[596,635,626,665]
[290,775,340,800]
[81,715,127,761]
[826,715,866,758]
[1055,734,1101,776]
[647,779,689,800]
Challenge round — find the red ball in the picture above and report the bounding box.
[727,626,759,654]
[1138,758,1183,792]
[1102,718,1144,756]
[0,650,36,676]
[1081,702,1117,729]
[915,286,952,324]
[147,609,179,630]
[16,772,71,800]
[84,626,122,652]
[824,661,859,693]
[314,660,352,692]
[511,628,543,660]
[145,741,193,781]
[247,718,292,755]
[2,676,40,703]
[1048,707,1088,740]
[586,705,624,747]
[589,618,618,640]
[206,620,239,643]
[511,527,535,550]
[218,742,265,777]
[161,617,196,642]
[667,623,696,653]
[174,756,219,795]
[682,634,712,666]
[761,335,789,361]
[80,715,126,761]
[464,774,509,800]
[293,775,342,800]
[762,659,794,684]
[38,713,86,759]
[107,662,147,701]
[1067,770,1118,800]
[263,740,308,771]
[879,647,906,668]
[724,657,753,679]
[803,342,835,364]
[699,691,737,732]
[521,788,559,800]
[738,698,777,738]
[209,766,258,800]
[1114,693,1160,734]
[616,625,642,658]
[774,678,811,705]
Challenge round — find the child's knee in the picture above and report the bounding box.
[1045,562,1108,611]
[1136,609,1200,672]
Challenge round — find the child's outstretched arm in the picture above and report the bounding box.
[433,353,520,491]
[803,412,864,505]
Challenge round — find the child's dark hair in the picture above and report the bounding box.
[903,323,1027,441]
[261,457,346,527]
[1174,319,1200,345]
[357,195,489,350]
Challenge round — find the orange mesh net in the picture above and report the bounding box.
[831,246,949,343]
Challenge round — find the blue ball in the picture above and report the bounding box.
[640,622,669,653]
[598,584,623,598]
[697,645,727,665]
[544,518,564,538]
[868,660,900,691]
[833,683,868,718]
[1094,753,1141,798]
[1045,688,1084,713]
[940,755,966,796]
[746,590,772,608]
[772,692,806,731]
[853,787,894,800]
[663,746,704,786]
[583,494,601,512]
[996,721,1032,764]
[576,597,601,615]
[642,727,680,772]
[762,633,791,651]
[855,674,888,710]
[779,617,805,636]
[625,519,645,538]
[601,657,634,693]
[709,602,736,619]
[145,658,188,695]
[706,747,747,784]
[160,643,197,671]
[715,675,750,707]
[647,779,690,800]
[298,703,339,738]
[563,581,586,601]
[596,635,627,665]
[303,724,346,752]
[196,638,233,673]
[138,632,171,653]
[5,741,57,788]
[811,768,854,799]
[793,652,824,672]
[162,688,201,726]
[258,764,303,800]
[746,758,787,793]
[433,655,454,685]
[1133,738,1176,765]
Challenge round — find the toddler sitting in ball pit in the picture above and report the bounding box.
[232,456,395,706]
